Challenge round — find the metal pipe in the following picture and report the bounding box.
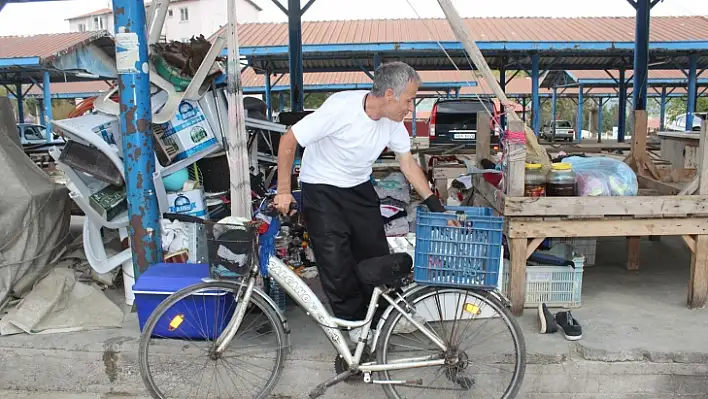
[687,54,697,131]
[287,0,304,111]
[597,97,604,143]
[499,66,506,131]
[42,71,52,142]
[112,0,162,279]
[265,70,272,120]
[576,83,584,143]
[618,69,628,142]
[659,87,667,131]
[411,99,417,137]
[15,83,24,123]
[531,54,540,136]
[551,87,557,141]
[632,0,650,111]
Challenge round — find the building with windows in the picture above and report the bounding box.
[66,0,262,42]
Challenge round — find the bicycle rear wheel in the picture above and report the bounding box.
[138,280,287,399]
[376,287,526,399]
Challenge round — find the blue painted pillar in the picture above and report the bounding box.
[15,84,24,123]
[411,99,417,137]
[499,66,507,131]
[597,97,604,142]
[659,87,667,131]
[551,87,557,139]
[618,69,628,142]
[522,97,527,122]
[531,54,540,136]
[264,70,272,121]
[373,53,382,71]
[454,88,460,98]
[113,0,162,278]
[42,71,53,142]
[287,0,304,111]
[279,92,285,112]
[576,83,584,143]
[687,54,698,131]
[632,0,650,111]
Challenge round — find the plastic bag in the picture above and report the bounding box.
[562,156,638,196]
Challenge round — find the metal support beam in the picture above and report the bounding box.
[499,66,507,131]
[577,83,584,143]
[112,0,162,279]
[551,87,557,140]
[15,83,24,123]
[521,97,527,122]
[632,0,650,111]
[288,0,304,111]
[301,0,316,14]
[373,53,382,71]
[659,86,667,131]
[687,54,698,131]
[264,70,272,120]
[618,69,628,142]
[597,97,604,143]
[42,70,52,142]
[411,99,417,137]
[531,54,540,136]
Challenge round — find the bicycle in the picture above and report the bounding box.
[138,200,526,399]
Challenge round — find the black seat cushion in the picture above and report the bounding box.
[355,253,413,287]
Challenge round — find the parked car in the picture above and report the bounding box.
[666,112,708,132]
[427,98,500,146]
[542,120,575,141]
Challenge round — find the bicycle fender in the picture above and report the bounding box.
[369,283,426,351]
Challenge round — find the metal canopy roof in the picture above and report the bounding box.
[214,16,708,74]
[542,69,708,88]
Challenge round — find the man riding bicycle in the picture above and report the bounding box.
[273,61,446,344]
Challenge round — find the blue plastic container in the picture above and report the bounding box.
[133,263,236,339]
[414,206,504,288]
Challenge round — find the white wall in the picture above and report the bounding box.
[69,13,114,34]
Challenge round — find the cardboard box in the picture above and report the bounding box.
[153,100,218,163]
[167,188,207,219]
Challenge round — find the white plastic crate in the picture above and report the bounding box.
[548,237,596,265]
[502,254,585,309]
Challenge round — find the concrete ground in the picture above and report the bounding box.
[1,236,707,398]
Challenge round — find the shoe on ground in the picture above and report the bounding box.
[538,303,558,334]
[392,312,427,335]
[555,311,582,341]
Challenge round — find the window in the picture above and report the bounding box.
[179,7,188,21]
[24,126,44,141]
[77,23,86,32]
[168,9,173,18]
[93,16,104,30]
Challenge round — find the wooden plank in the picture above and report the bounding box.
[682,235,697,253]
[631,110,649,174]
[688,235,708,309]
[509,238,527,316]
[476,111,491,168]
[637,175,682,195]
[526,237,545,259]
[626,236,641,270]
[506,217,708,238]
[697,120,708,195]
[505,120,526,197]
[502,195,708,217]
[472,175,504,213]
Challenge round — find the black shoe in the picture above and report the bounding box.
[555,311,582,341]
[538,303,558,334]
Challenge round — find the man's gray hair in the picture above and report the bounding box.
[371,61,422,98]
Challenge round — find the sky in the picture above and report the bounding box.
[0,0,705,36]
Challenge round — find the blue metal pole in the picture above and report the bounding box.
[42,70,53,142]
[618,69,628,142]
[279,92,285,112]
[15,83,24,123]
[659,87,667,131]
[687,54,698,131]
[551,87,557,140]
[264,70,272,121]
[411,99,417,137]
[522,97,527,122]
[597,97,604,142]
[373,53,382,71]
[112,0,162,278]
[287,0,304,111]
[499,66,506,131]
[531,54,540,136]
[632,0,650,111]
[39,100,45,124]
[576,83,584,143]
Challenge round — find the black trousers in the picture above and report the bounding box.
[302,181,390,321]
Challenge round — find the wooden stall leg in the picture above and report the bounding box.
[688,235,708,309]
[626,236,641,270]
[509,238,527,316]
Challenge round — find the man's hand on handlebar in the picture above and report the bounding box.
[273,193,297,216]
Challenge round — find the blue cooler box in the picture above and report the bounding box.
[133,263,236,339]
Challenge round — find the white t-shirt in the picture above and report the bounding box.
[291,90,411,188]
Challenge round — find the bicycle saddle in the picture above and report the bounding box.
[355,252,413,288]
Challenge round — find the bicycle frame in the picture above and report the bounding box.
[214,253,448,372]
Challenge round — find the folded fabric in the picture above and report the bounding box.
[161,219,189,254]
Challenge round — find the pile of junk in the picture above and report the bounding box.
[46,34,315,309]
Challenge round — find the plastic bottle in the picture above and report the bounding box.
[546,162,577,196]
[524,163,547,197]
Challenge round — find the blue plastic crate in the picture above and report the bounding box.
[133,263,236,340]
[414,206,504,288]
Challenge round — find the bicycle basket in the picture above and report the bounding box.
[206,220,257,279]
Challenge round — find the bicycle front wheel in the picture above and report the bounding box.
[376,287,526,399]
[138,280,287,399]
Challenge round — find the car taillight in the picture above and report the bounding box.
[429,104,437,139]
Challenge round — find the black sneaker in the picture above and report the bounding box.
[538,303,558,334]
[555,311,582,341]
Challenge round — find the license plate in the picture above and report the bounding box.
[453,133,476,139]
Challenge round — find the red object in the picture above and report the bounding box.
[483,173,502,187]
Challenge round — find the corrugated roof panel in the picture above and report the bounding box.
[0,31,107,61]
